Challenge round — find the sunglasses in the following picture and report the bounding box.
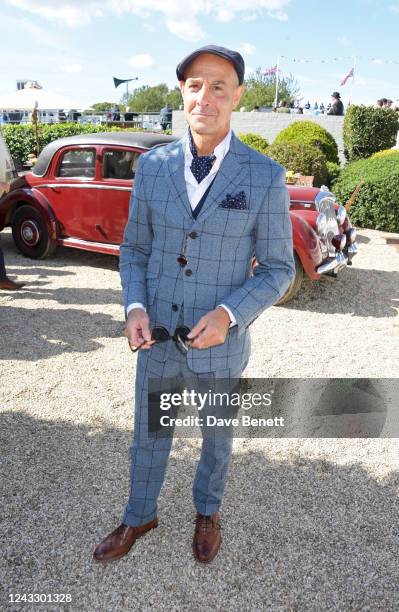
[130,325,192,354]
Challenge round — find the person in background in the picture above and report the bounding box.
[276,100,291,113]
[111,105,120,121]
[0,241,24,290]
[0,138,24,290]
[327,92,344,116]
[159,103,173,130]
[319,103,325,113]
[304,101,311,110]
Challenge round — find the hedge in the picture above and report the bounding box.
[343,105,399,161]
[2,123,144,164]
[266,142,329,187]
[332,152,399,232]
[273,121,339,164]
[238,132,269,154]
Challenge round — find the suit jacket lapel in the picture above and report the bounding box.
[164,135,193,219]
[192,132,250,225]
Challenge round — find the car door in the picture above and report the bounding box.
[95,146,140,244]
[44,145,101,241]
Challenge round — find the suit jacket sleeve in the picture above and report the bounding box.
[221,164,295,337]
[119,154,152,315]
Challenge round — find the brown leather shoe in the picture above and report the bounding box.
[93,518,158,563]
[193,512,222,563]
[0,279,25,291]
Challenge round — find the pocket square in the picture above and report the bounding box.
[218,191,247,210]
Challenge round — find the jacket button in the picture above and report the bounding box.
[189,231,198,239]
[185,269,192,277]
[172,304,178,311]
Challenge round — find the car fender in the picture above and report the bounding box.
[290,211,324,280]
[1,187,58,241]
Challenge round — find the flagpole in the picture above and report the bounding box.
[274,56,280,109]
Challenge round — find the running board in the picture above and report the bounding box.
[58,237,120,256]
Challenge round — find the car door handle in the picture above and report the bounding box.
[95,224,107,238]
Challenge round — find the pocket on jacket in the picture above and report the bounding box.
[212,209,253,237]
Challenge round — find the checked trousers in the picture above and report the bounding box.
[123,310,246,527]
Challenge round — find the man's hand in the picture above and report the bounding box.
[187,307,231,350]
[125,308,155,351]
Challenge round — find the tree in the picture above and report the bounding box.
[88,102,114,113]
[166,86,182,109]
[240,67,301,110]
[126,84,168,112]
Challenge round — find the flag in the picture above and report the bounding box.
[263,65,277,76]
[340,67,354,86]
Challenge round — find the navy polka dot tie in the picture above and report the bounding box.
[189,129,216,183]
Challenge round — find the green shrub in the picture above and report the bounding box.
[332,152,399,232]
[371,148,399,159]
[274,121,339,164]
[266,142,329,187]
[343,105,399,161]
[2,122,137,163]
[326,161,341,188]
[238,132,269,154]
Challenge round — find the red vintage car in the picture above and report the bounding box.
[0,132,357,304]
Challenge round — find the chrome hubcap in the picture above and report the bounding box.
[21,219,40,246]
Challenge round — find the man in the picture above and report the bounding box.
[0,156,24,290]
[327,92,344,116]
[93,45,295,564]
[159,103,173,131]
[276,100,291,113]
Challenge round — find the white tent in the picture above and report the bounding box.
[0,86,77,110]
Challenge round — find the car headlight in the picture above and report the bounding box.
[336,205,346,225]
[316,212,327,236]
[348,227,357,244]
[332,234,347,251]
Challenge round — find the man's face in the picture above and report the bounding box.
[179,53,244,137]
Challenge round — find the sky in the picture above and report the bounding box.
[1,0,399,110]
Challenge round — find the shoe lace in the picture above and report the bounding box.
[193,515,222,531]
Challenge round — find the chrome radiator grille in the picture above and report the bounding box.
[317,196,339,257]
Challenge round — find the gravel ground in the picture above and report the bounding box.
[0,227,398,612]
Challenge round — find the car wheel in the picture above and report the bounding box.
[276,253,304,305]
[12,205,57,259]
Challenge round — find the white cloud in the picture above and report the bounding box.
[6,0,104,26]
[216,8,235,21]
[1,13,61,46]
[239,43,256,55]
[390,4,399,14]
[128,54,155,69]
[59,63,83,74]
[6,0,291,38]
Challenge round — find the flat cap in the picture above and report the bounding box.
[176,45,245,85]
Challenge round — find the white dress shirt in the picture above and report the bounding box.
[127,129,237,327]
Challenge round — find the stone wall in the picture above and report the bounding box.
[172,110,345,161]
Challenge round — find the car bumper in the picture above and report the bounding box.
[316,243,358,275]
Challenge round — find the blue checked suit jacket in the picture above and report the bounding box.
[120,131,295,373]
